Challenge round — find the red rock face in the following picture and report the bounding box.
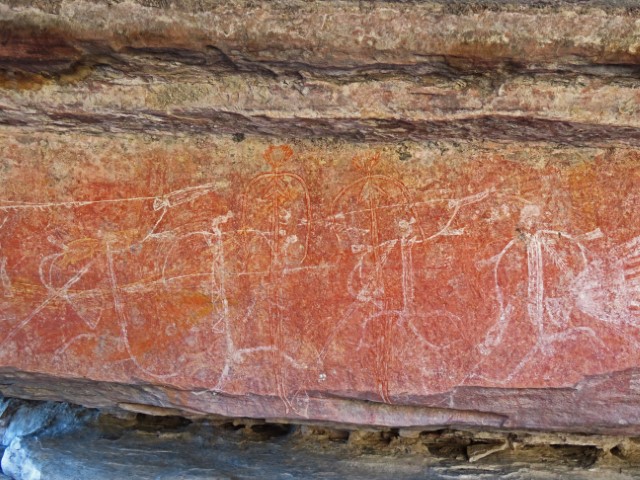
[1,136,640,424]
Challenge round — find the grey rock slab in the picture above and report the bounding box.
[0,400,96,448]
[1,427,638,480]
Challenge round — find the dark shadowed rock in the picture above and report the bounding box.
[2,398,640,480]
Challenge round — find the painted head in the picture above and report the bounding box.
[263,145,294,170]
[519,204,542,231]
[351,151,381,174]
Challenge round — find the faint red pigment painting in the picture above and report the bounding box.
[1,144,640,411]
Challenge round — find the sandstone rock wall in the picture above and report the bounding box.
[1,0,640,433]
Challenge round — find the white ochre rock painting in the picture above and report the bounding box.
[1,144,640,407]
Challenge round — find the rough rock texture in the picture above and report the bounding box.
[4,397,640,479]
[2,0,640,434]
[3,0,640,144]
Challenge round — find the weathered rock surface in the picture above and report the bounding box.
[2,0,640,435]
[3,397,640,479]
[2,0,640,144]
